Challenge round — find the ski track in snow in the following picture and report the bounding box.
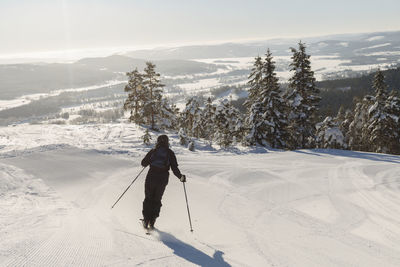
[1,123,400,266]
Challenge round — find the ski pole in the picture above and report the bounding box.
[182,181,194,232]
[111,166,146,209]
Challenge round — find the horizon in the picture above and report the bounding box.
[1,29,400,65]
[1,0,400,63]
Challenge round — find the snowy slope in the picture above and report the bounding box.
[1,123,400,266]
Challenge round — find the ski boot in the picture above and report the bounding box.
[149,218,156,230]
[141,218,149,229]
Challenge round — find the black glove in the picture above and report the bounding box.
[180,174,186,183]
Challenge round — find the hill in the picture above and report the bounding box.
[124,30,400,67]
[0,55,218,100]
[1,123,400,266]
[76,55,219,75]
[317,67,400,116]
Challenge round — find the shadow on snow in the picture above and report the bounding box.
[156,230,231,267]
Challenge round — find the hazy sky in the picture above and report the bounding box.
[1,0,400,56]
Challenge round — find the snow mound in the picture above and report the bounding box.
[0,163,48,196]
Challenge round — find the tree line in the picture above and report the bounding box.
[123,42,400,155]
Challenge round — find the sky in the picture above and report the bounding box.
[1,0,400,58]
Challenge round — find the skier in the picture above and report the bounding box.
[141,134,186,230]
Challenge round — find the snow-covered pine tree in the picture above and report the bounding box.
[180,97,202,138]
[339,109,353,148]
[368,70,395,153]
[124,69,144,123]
[214,99,243,148]
[373,69,387,102]
[347,96,374,151]
[245,101,264,146]
[228,100,244,144]
[258,49,288,148]
[334,105,346,125]
[385,90,400,154]
[169,101,181,130]
[285,41,320,149]
[157,97,179,130]
[214,100,231,148]
[244,56,264,146]
[142,129,152,145]
[244,56,264,109]
[200,97,216,144]
[315,116,346,149]
[142,62,165,130]
[178,128,189,146]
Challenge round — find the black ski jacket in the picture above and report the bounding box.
[141,148,182,179]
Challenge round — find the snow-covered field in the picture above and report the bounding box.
[0,80,126,112]
[1,123,400,266]
[194,56,395,82]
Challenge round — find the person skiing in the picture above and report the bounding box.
[141,134,186,229]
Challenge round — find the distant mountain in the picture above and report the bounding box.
[0,55,218,99]
[123,31,400,66]
[0,63,116,100]
[75,55,218,75]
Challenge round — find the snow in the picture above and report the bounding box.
[324,127,345,146]
[194,56,354,82]
[194,57,254,69]
[357,43,392,52]
[1,123,400,266]
[366,36,385,42]
[176,78,221,92]
[0,80,126,112]
[368,102,378,114]
[364,51,400,56]
[292,94,303,107]
[317,42,328,48]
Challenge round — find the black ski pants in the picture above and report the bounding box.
[142,169,169,222]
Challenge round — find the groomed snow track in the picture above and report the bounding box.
[1,124,400,266]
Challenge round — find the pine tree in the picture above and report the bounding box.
[244,56,264,146]
[142,62,165,130]
[347,96,374,151]
[142,129,152,145]
[244,50,287,147]
[245,101,264,146]
[178,128,189,146]
[339,109,353,148]
[334,105,346,125]
[244,56,264,109]
[228,100,244,144]
[385,90,400,154]
[123,63,173,131]
[368,70,396,153]
[124,69,144,123]
[315,116,346,149]
[258,49,288,148]
[200,97,216,144]
[214,99,243,148]
[373,69,387,102]
[158,98,179,130]
[180,97,202,138]
[285,41,320,149]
